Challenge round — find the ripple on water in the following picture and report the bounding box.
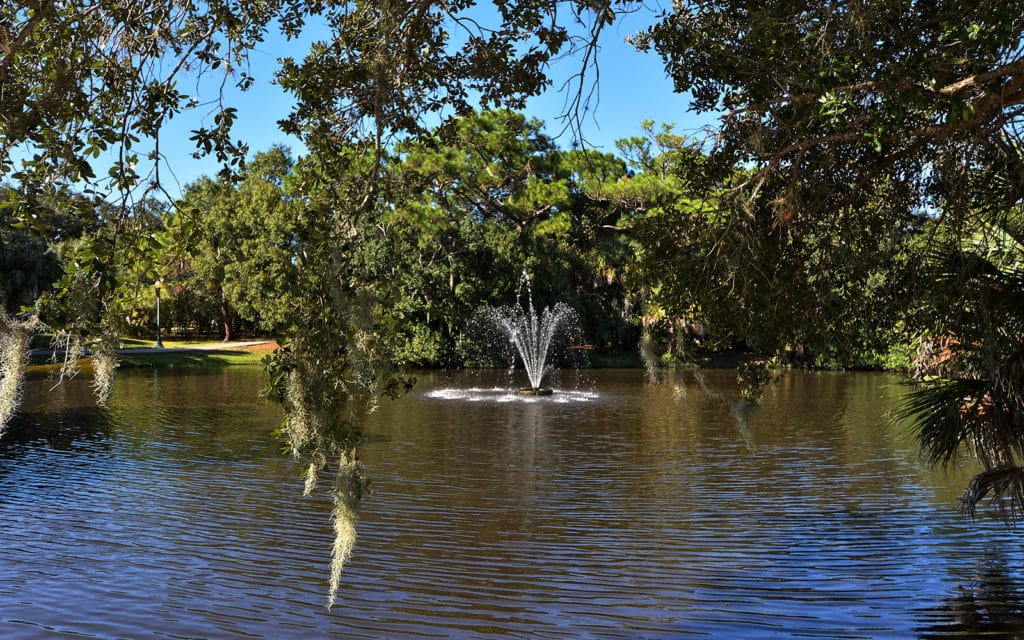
[2,369,1024,639]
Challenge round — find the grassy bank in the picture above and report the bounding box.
[117,348,268,368]
[28,339,277,372]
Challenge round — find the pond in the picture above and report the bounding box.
[2,367,1024,639]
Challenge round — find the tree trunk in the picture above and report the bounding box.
[220,289,233,342]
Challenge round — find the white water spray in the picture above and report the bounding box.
[477,272,580,391]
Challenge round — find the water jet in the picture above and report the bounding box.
[475,271,582,394]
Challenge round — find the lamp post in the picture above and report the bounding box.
[155,279,164,348]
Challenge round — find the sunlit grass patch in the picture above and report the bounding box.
[115,349,265,368]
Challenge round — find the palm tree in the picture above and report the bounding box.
[901,141,1024,517]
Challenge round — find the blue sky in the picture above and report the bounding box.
[153,9,715,197]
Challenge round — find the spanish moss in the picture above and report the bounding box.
[90,335,120,407]
[0,315,42,433]
[328,448,367,609]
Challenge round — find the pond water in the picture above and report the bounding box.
[2,367,1024,639]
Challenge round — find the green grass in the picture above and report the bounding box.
[116,349,265,368]
[28,337,272,370]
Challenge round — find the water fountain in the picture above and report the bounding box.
[476,272,581,396]
[423,272,593,403]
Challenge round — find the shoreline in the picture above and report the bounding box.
[27,342,902,376]
[27,340,279,373]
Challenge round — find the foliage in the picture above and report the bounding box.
[0,228,60,315]
[1,0,278,200]
[103,197,171,336]
[899,140,1024,517]
[735,359,774,404]
[0,184,99,315]
[275,0,627,147]
[163,146,299,340]
[384,109,636,365]
[628,2,1022,353]
[251,142,419,605]
[591,122,917,369]
[640,1,1024,217]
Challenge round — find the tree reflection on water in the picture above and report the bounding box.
[919,551,1024,639]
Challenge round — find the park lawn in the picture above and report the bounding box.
[28,339,277,372]
[117,339,278,368]
[115,349,267,368]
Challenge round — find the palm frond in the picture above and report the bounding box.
[987,264,1024,321]
[918,225,1024,363]
[994,349,1024,412]
[923,247,999,300]
[898,378,990,468]
[907,139,1024,522]
[970,138,1024,225]
[961,466,1024,520]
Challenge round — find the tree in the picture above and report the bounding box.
[636,2,1024,509]
[0,0,289,421]
[170,176,237,339]
[1,0,281,198]
[627,3,1024,355]
[388,109,570,363]
[601,122,920,368]
[165,146,298,340]
[640,1,1023,212]
[900,143,1024,517]
[383,110,636,366]
[0,224,61,316]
